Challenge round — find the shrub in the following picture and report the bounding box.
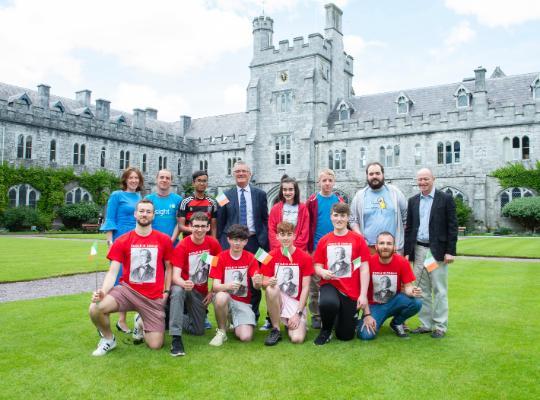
[2,207,50,231]
[493,227,513,236]
[57,202,101,229]
[502,197,540,232]
[455,197,473,228]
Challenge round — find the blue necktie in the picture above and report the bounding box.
[240,189,247,227]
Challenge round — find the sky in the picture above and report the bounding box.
[0,0,539,121]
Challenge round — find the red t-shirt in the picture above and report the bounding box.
[107,230,173,299]
[209,250,259,304]
[313,230,370,300]
[261,248,314,301]
[368,253,416,304]
[170,235,222,296]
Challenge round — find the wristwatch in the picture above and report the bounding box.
[297,310,303,317]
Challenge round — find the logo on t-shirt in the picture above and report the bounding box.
[327,244,352,278]
[189,252,210,285]
[372,273,397,303]
[276,264,299,298]
[225,268,248,297]
[130,247,158,283]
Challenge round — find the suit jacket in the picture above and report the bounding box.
[217,184,269,250]
[404,189,458,262]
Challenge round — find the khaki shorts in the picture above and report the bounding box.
[228,298,256,328]
[109,284,166,332]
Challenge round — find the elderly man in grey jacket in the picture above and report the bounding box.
[350,162,407,253]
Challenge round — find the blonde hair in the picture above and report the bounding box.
[318,168,336,180]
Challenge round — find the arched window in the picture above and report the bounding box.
[379,146,385,164]
[158,156,163,170]
[80,144,86,165]
[199,160,208,172]
[334,150,341,170]
[341,150,346,169]
[275,135,291,165]
[177,158,181,176]
[522,136,530,160]
[24,136,32,159]
[397,96,408,114]
[119,150,125,170]
[7,184,41,208]
[73,143,79,165]
[50,140,56,162]
[8,188,17,207]
[125,151,130,167]
[437,142,444,164]
[503,137,511,162]
[100,147,106,168]
[17,135,24,158]
[339,105,349,121]
[328,150,333,170]
[360,147,367,168]
[445,142,452,164]
[414,144,422,165]
[65,187,92,204]
[442,187,466,203]
[499,187,535,211]
[532,79,540,100]
[454,141,460,163]
[512,136,520,160]
[456,88,469,108]
[393,145,400,167]
[385,145,393,167]
[142,154,147,173]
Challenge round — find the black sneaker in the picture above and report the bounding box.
[170,335,186,356]
[431,329,446,339]
[311,317,322,330]
[264,328,282,346]
[314,330,332,346]
[390,321,410,339]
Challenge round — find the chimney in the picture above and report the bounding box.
[76,89,91,106]
[133,108,146,130]
[145,108,158,120]
[95,99,111,121]
[37,84,50,109]
[474,66,486,92]
[180,115,191,132]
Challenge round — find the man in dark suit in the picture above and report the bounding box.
[404,168,457,339]
[217,160,269,322]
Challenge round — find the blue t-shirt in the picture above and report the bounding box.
[145,192,183,237]
[314,193,340,249]
[362,186,396,246]
[100,190,141,241]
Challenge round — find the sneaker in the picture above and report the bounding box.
[314,330,332,346]
[92,336,117,356]
[170,335,186,356]
[204,317,212,330]
[115,321,131,334]
[259,318,272,331]
[431,329,446,339]
[311,317,322,330]
[132,313,144,344]
[264,328,282,346]
[209,329,228,347]
[411,326,432,334]
[390,321,410,339]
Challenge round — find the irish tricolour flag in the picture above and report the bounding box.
[255,248,272,265]
[424,251,439,272]
[201,252,218,268]
[215,192,229,207]
[352,256,362,271]
[282,246,293,263]
[89,241,98,260]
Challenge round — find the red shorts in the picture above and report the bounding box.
[109,284,166,332]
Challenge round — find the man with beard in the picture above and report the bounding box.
[357,232,422,341]
[350,162,407,254]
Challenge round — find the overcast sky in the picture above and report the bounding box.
[1,0,539,121]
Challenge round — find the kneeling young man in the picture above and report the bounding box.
[89,199,173,356]
[169,212,222,356]
[313,203,371,345]
[208,224,263,346]
[262,221,314,345]
[358,232,422,340]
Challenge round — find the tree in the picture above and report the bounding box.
[455,197,473,227]
[502,197,540,232]
[491,161,540,192]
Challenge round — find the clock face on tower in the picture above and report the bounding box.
[279,71,288,82]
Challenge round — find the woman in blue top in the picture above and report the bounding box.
[100,166,144,333]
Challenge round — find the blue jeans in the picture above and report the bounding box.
[357,293,421,340]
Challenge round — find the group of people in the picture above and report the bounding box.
[89,160,458,356]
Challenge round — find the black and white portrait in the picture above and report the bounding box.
[373,273,397,303]
[277,264,299,298]
[189,253,209,285]
[130,247,158,283]
[327,244,352,278]
[225,268,248,297]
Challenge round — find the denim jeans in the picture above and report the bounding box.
[357,293,421,340]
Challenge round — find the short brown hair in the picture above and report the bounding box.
[226,224,250,240]
[277,221,295,234]
[136,198,154,212]
[121,167,144,192]
[190,211,209,224]
[331,202,350,216]
[365,162,384,175]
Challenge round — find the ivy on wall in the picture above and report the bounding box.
[491,161,540,193]
[0,163,120,218]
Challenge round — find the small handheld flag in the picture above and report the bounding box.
[254,248,272,265]
[282,246,293,263]
[216,192,229,207]
[201,252,218,268]
[353,256,362,271]
[89,241,98,259]
[423,251,439,273]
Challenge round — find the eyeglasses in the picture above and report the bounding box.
[233,169,249,174]
[192,225,209,229]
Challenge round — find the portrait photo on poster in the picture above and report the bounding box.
[225,268,248,297]
[276,264,300,298]
[327,244,352,277]
[130,247,158,283]
[372,273,397,303]
[189,253,210,285]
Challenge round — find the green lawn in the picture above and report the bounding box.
[0,237,109,282]
[0,259,538,399]
[457,237,540,258]
[42,233,106,240]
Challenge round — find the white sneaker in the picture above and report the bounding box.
[132,313,144,343]
[92,336,117,356]
[209,329,227,347]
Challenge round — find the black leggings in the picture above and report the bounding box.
[319,284,358,341]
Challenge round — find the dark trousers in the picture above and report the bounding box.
[319,284,358,341]
[245,235,262,323]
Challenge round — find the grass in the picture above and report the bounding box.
[0,237,109,282]
[1,259,539,399]
[457,236,540,258]
[41,233,106,240]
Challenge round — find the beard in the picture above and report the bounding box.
[368,178,384,190]
[137,219,152,227]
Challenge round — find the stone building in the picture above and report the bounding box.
[1,3,538,230]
